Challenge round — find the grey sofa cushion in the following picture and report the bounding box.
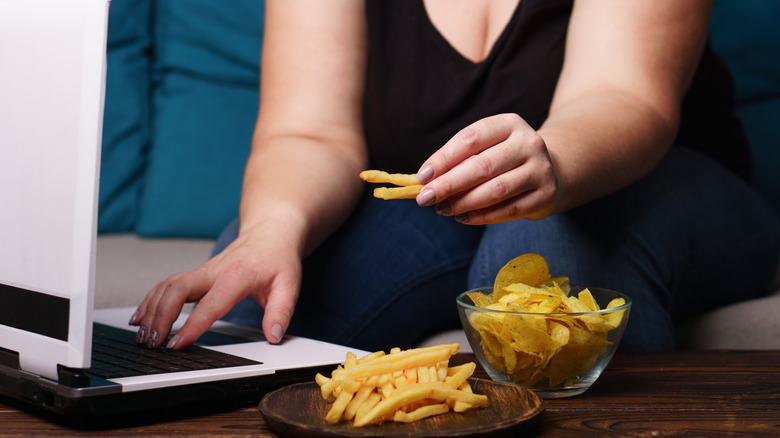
[95,234,214,309]
[96,235,780,350]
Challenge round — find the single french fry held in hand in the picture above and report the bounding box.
[315,343,488,427]
[373,185,423,200]
[359,170,420,186]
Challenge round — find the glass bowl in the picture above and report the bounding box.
[456,286,631,398]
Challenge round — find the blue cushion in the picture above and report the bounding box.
[98,0,152,233]
[735,100,780,212]
[135,0,263,238]
[710,1,780,214]
[710,1,780,103]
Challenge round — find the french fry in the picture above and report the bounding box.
[359,170,420,186]
[356,350,386,364]
[325,379,361,423]
[354,392,382,425]
[335,345,458,380]
[373,185,423,200]
[353,382,488,427]
[344,351,358,368]
[445,361,475,389]
[318,375,339,400]
[344,376,378,421]
[393,403,450,423]
[452,381,475,413]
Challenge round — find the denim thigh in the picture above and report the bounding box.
[468,147,780,351]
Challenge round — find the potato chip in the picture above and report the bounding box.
[492,253,550,301]
[466,253,627,388]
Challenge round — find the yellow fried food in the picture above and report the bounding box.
[373,185,423,199]
[492,253,550,302]
[360,170,423,200]
[359,170,420,186]
[468,253,627,387]
[315,344,487,427]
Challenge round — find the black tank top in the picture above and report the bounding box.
[363,0,750,179]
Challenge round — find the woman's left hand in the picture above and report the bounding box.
[416,113,559,224]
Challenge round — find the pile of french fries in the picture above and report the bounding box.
[315,343,488,427]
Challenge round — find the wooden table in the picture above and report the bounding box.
[1,350,778,437]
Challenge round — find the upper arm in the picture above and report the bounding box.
[254,0,368,159]
[551,0,713,135]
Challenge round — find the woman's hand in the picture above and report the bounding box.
[416,113,559,225]
[129,221,302,350]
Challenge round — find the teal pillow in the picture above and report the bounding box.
[98,0,152,233]
[710,1,780,103]
[136,0,264,238]
[735,100,780,213]
[710,1,780,214]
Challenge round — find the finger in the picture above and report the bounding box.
[416,114,531,206]
[443,154,553,213]
[164,264,260,349]
[143,269,215,348]
[133,279,172,345]
[451,181,557,225]
[128,272,186,326]
[416,114,521,185]
[429,138,532,206]
[261,275,300,344]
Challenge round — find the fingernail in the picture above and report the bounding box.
[270,324,284,344]
[454,214,469,224]
[416,165,434,184]
[128,311,139,325]
[417,188,436,206]
[135,326,147,344]
[435,201,451,216]
[147,330,158,348]
[166,334,181,350]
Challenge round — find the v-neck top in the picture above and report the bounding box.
[363,0,750,179]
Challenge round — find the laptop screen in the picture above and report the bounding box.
[0,0,110,381]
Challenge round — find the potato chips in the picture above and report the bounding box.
[466,254,627,387]
[315,344,487,427]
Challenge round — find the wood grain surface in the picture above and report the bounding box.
[0,350,778,437]
[259,378,543,437]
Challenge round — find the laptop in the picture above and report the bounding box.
[0,0,358,418]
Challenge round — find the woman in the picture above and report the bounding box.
[131,0,779,352]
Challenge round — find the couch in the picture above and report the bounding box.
[95,0,780,350]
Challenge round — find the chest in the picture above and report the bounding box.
[422,0,521,63]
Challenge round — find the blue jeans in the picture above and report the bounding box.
[217,148,779,351]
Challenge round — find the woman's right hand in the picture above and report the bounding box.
[129,220,302,350]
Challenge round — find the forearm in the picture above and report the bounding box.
[540,0,711,214]
[539,89,677,214]
[238,134,367,258]
[235,0,368,257]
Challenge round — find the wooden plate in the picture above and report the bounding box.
[258,378,544,437]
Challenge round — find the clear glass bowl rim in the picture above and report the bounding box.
[456,286,632,317]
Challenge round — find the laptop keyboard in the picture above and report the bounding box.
[87,323,261,380]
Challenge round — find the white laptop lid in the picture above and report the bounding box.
[0,0,110,381]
